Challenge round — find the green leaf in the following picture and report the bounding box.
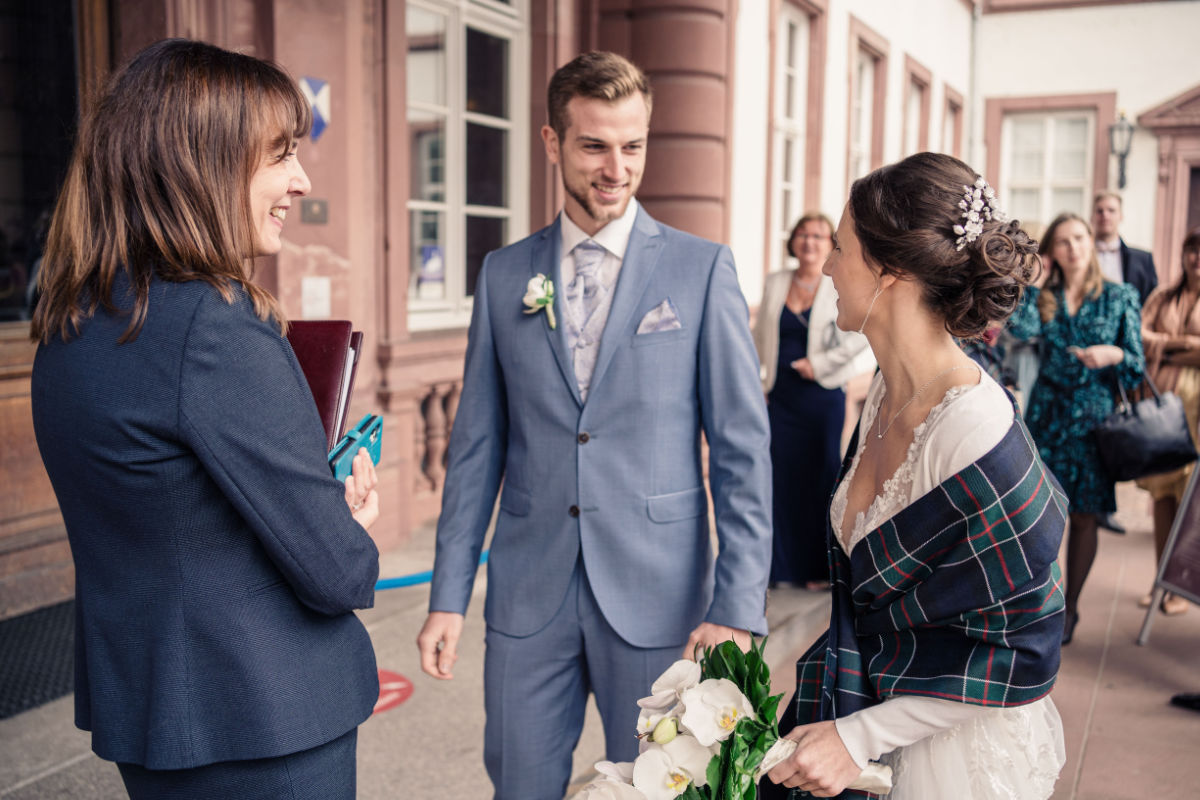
[694,638,790,800]
[706,750,722,792]
[726,643,749,683]
[759,694,783,726]
[702,644,728,681]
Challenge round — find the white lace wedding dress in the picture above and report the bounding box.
[828,370,1066,800]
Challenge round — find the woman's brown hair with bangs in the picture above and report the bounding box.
[32,38,311,343]
[1036,212,1105,324]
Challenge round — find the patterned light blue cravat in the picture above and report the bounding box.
[566,240,608,399]
[568,240,605,323]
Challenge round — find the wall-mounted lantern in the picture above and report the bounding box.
[1108,111,1135,190]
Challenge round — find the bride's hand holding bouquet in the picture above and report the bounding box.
[576,638,892,800]
[576,639,785,800]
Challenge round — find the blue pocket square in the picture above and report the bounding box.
[636,298,683,334]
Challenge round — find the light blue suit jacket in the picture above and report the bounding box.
[430,208,772,648]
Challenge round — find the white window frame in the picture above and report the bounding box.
[848,48,875,184]
[903,78,923,156]
[999,109,1095,224]
[405,0,530,332]
[770,4,810,273]
[942,95,961,157]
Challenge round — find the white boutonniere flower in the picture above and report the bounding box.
[523,273,556,329]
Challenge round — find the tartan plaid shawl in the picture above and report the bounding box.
[788,413,1067,798]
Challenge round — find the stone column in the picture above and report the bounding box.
[596,0,736,242]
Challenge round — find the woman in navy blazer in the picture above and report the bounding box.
[30,39,380,799]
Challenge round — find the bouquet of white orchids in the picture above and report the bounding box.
[577,639,788,800]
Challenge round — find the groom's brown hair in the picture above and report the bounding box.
[547,51,653,140]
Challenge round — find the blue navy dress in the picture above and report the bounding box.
[1008,282,1144,514]
[768,305,845,584]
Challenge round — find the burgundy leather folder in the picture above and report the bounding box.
[286,320,364,452]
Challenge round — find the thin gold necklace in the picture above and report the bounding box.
[877,365,976,439]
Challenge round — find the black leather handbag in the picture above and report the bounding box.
[1095,373,1198,482]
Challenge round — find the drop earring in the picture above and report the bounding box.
[857,285,883,335]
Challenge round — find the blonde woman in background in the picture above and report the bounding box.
[1135,228,1200,617]
[1008,212,1145,644]
[753,213,875,590]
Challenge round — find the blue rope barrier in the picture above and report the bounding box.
[374,549,488,591]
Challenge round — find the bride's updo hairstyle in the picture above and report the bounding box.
[847,152,1040,339]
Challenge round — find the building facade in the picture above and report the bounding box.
[2,0,1198,618]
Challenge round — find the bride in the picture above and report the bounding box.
[764,152,1067,799]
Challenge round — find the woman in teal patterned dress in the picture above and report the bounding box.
[1008,211,1144,645]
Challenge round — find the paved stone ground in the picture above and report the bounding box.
[2,482,1197,799]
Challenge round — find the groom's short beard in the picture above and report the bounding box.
[565,181,625,229]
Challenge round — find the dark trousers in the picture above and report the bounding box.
[118,727,357,800]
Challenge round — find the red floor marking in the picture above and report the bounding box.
[373,669,413,714]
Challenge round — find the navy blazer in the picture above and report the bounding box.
[31,276,379,770]
[1120,238,1158,307]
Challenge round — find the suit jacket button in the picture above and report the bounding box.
[569,505,580,517]
[578,432,590,444]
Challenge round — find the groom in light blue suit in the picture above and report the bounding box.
[417,51,772,800]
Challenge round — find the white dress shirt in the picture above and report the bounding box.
[1096,238,1123,284]
[559,198,639,291]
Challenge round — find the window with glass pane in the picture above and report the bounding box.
[411,210,447,301]
[466,27,507,118]
[849,50,874,182]
[904,81,923,156]
[1051,188,1086,216]
[1010,117,1044,181]
[410,111,446,202]
[466,123,506,207]
[771,6,808,272]
[1052,117,1089,180]
[1001,110,1093,225]
[407,6,449,307]
[943,104,958,155]
[407,8,446,106]
[404,1,525,329]
[466,215,505,297]
[1009,189,1041,224]
[0,0,77,322]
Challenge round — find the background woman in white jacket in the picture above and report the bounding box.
[753,212,875,589]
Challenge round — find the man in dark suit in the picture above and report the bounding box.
[416,51,772,800]
[1093,190,1158,534]
[1093,190,1158,306]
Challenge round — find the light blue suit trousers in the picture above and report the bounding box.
[430,208,773,798]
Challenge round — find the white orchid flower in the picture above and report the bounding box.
[631,734,713,800]
[637,660,701,710]
[637,700,684,743]
[637,708,666,737]
[651,716,679,744]
[679,678,756,747]
[575,779,647,800]
[594,760,636,784]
